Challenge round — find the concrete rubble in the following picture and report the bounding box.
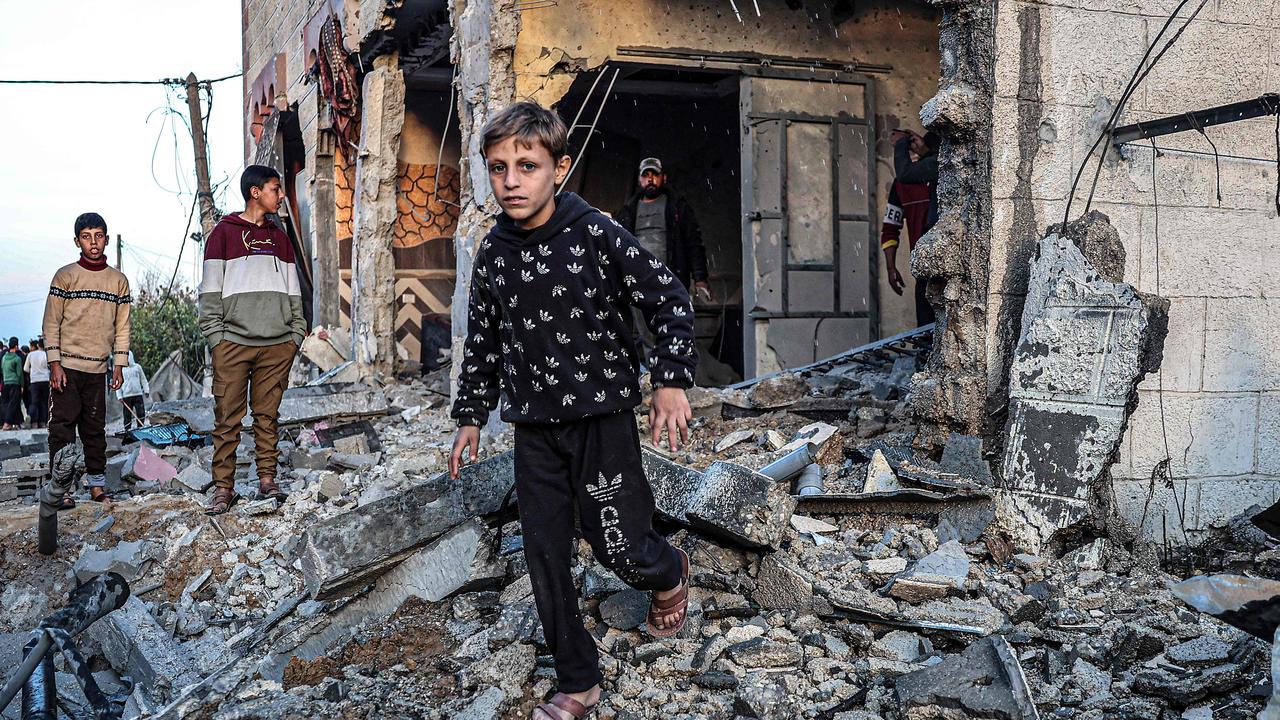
[0,347,1269,719]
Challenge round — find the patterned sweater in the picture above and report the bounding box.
[452,193,697,427]
[198,213,307,347]
[42,257,132,374]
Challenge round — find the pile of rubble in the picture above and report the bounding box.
[0,331,1273,719]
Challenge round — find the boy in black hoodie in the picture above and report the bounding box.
[449,102,695,720]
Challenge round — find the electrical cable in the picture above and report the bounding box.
[1062,0,1203,226]
[0,73,241,86]
[1080,0,1209,217]
[1184,112,1222,206]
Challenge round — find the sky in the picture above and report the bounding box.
[0,1,244,342]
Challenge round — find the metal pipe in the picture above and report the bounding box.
[0,633,51,714]
[795,463,824,496]
[19,636,54,720]
[758,443,817,483]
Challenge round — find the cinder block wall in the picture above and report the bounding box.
[989,1,1280,543]
[242,0,321,166]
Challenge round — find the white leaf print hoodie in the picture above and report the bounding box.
[451,192,697,426]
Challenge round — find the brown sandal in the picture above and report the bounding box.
[89,487,112,503]
[57,492,76,511]
[535,693,594,719]
[647,548,690,638]
[257,477,287,501]
[205,488,240,516]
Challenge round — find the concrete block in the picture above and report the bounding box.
[1259,392,1280,475]
[1139,207,1278,298]
[999,231,1153,552]
[0,439,20,460]
[685,461,796,550]
[1137,298,1203,393]
[1191,477,1280,534]
[300,451,513,599]
[150,383,389,434]
[1203,298,1280,392]
[896,635,1036,720]
[339,519,503,624]
[989,95,1076,203]
[73,541,151,583]
[171,464,214,494]
[1143,23,1269,114]
[1031,6,1149,107]
[87,596,201,707]
[1123,391,1257,479]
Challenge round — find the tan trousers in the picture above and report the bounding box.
[211,340,296,490]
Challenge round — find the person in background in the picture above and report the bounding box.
[0,337,24,430]
[18,342,31,426]
[116,352,149,430]
[886,128,940,327]
[614,158,712,370]
[24,339,50,429]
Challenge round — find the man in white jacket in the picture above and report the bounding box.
[23,340,50,428]
[116,352,149,430]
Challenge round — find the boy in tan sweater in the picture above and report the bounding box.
[42,212,131,503]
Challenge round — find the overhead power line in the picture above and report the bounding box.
[0,72,242,86]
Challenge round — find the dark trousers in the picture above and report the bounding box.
[515,411,683,693]
[121,395,146,429]
[914,275,936,327]
[28,382,49,426]
[0,385,22,425]
[49,369,107,476]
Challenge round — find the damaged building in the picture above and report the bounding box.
[1,1,1278,718]
[237,0,1277,546]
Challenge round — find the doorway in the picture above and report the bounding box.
[556,62,879,384]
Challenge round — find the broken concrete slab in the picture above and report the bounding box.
[778,422,837,454]
[685,461,797,550]
[889,540,970,603]
[940,434,994,486]
[170,464,213,494]
[751,555,813,611]
[863,450,900,493]
[599,589,650,630]
[150,383,389,434]
[715,429,754,453]
[299,451,513,599]
[641,447,702,525]
[746,373,808,409]
[998,231,1161,554]
[87,595,202,707]
[73,541,150,583]
[895,635,1038,720]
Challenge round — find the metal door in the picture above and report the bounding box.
[740,69,877,377]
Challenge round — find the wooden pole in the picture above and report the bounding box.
[185,73,217,239]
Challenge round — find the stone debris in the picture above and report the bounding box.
[0,357,1269,720]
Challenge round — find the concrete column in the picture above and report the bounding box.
[448,0,520,406]
[312,107,340,329]
[351,53,405,378]
[909,1,996,454]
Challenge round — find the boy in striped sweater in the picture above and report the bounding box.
[198,165,306,515]
[42,212,131,504]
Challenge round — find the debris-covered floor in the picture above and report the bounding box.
[0,339,1275,720]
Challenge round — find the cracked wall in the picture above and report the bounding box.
[986,1,1280,542]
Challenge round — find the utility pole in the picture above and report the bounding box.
[116,234,122,271]
[185,73,218,240]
